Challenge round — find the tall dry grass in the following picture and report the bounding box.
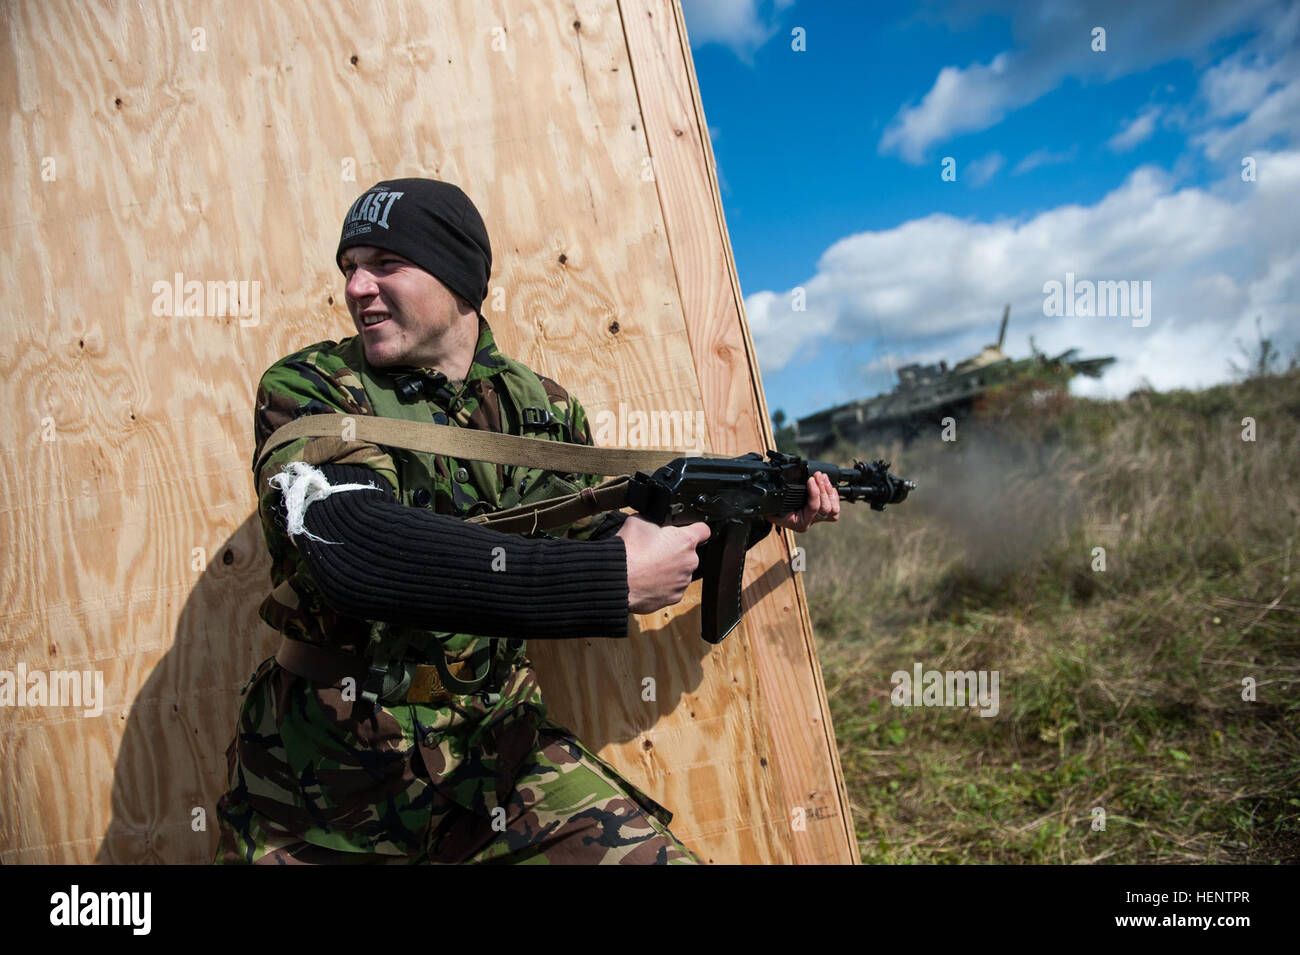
[803,370,1300,863]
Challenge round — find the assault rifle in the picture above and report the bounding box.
[625,451,914,643]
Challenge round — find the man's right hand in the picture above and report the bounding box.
[616,516,711,614]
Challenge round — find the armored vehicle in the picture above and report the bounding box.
[791,306,1115,453]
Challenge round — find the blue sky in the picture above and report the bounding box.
[681,0,1300,420]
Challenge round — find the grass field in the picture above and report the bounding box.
[801,368,1300,863]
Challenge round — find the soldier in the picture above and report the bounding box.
[213,178,840,865]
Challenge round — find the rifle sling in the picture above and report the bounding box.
[256,413,704,478]
[466,476,633,534]
[256,413,710,534]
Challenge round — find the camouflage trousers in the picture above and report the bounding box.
[214,721,700,865]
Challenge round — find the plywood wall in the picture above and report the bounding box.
[0,0,855,864]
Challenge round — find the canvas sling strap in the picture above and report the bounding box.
[256,412,719,534]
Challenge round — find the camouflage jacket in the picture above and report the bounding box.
[229,316,620,855]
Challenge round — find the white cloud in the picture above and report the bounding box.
[745,151,1300,398]
[1193,12,1300,162]
[1201,58,1277,119]
[680,0,794,63]
[1107,107,1160,152]
[966,151,1005,186]
[879,53,1036,164]
[879,0,1282,162]
[1011,146,1078,176]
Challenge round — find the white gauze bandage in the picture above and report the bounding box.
[267,461,384,545]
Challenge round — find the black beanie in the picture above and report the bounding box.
[336,178,493,311]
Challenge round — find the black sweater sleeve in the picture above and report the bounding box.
[294,464,630,639]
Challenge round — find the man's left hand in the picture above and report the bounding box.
[766,472,840,533]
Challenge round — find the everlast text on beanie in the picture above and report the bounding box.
[336,179,493,312]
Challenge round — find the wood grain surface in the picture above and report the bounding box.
[0,0,851,864]
[617,0,857,863]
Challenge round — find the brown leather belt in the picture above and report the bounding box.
[274,636,479,706]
